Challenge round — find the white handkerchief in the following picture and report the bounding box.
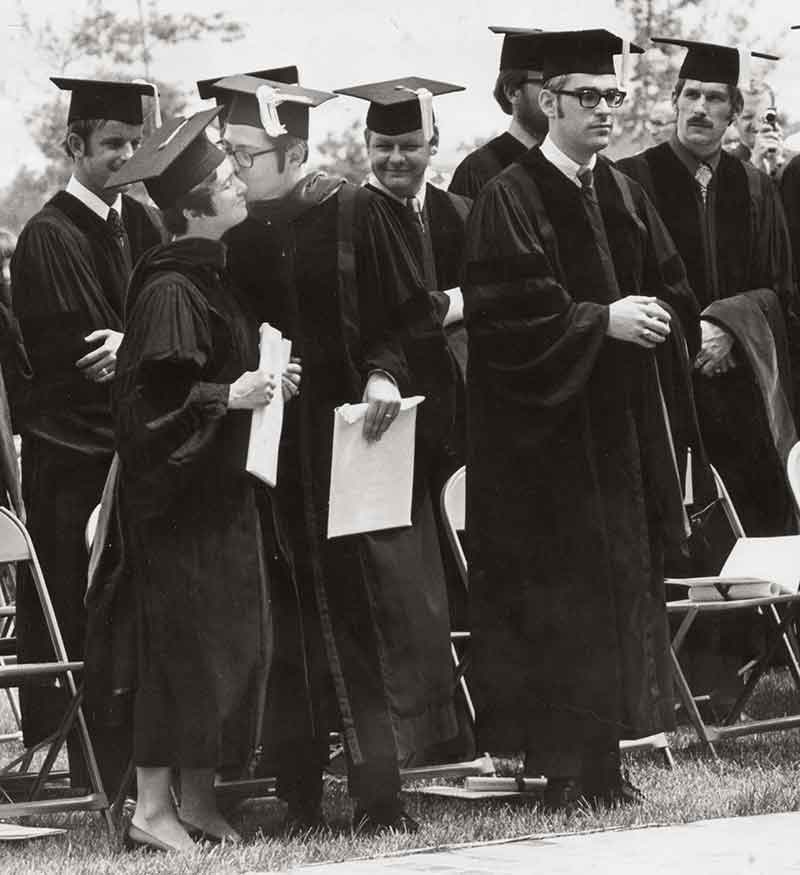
[327,396,424,538]
[246,323,292,487]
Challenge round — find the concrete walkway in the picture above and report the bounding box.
[289,812,800,873]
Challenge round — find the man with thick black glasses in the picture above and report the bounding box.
[463,29,697,809]
[449,27,548,199]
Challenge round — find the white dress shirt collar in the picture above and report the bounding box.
[539,135,597,188]
[366,173,427,210]
[508,119,540,151]
[66,175,123,221]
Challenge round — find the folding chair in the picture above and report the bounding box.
[0,507,111,829]
[667,465,800,758]
[441,465,674,769]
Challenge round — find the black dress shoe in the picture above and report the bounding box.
[599,773,644,807]
[353,804,419,835]
[542,778,588,812]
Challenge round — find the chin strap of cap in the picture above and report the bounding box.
[256,85,288,138]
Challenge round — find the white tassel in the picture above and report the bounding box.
[133,78,161,128]
[619,39,630,91]
[416,88,434,141]
[684,446,694,506]
[737,47,751,88]
[256,85,288,138]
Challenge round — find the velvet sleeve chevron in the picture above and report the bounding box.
[462,174,608,411]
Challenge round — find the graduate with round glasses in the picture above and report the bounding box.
[463,28,698,809]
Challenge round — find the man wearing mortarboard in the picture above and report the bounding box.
[203,67,458,832]
[449,27,548,199]
[618,41,800,540]
[463,29,697,807]
[8,78,165,778]
[336,76,474,764]
[779,27,800,326]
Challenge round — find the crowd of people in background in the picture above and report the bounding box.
[2,23,800,852]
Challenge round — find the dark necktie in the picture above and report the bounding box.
[576,164,620,299]
[107,206,131,270]
[403,195,437,289]
[694,162,713,206]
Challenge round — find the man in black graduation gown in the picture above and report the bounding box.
[338,76,474,760]
[449,27,548,199]
[617,40,799,538]
[206,69,458,831]
[464,29,695,808]
[8,79,164,762]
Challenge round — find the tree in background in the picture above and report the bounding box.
[1,0,243,230]
[315,120,370,184]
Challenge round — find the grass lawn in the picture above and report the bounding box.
[1,670,800,873]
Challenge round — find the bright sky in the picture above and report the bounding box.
[1,0,799,192]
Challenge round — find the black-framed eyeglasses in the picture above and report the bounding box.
[549,88,627,109]
[224,146,278,168]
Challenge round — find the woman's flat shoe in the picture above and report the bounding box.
[123,823,182,852]
[179,820,222,844]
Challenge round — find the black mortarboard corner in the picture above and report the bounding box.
[651,38,779,86]
[104,107,225,208]
[51,77,156,125]
[200,71,335,140]
[334,77,464,137]
[536,29,643,81]
[489,26,545,72]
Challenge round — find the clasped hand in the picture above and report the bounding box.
[228,369,276,409]
[76,329,123,382]
[607,295,671,348]
[694,320,736,377]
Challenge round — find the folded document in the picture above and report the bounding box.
[246,323,292,487]
[327,396,424,538]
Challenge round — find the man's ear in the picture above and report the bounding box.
[539,88,558,120]
[66,132,86,159]
[286,140,306,168]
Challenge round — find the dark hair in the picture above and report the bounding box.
[672,78,744,116]
[493,69,536,115]
[0,228,17,260]
[63,119,107,159]
[272,134,309,171]
[541,74,570,119]
[160,167,219,237]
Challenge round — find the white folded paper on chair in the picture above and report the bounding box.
[327,396,424,539]
[675,535,800,601]
[246,323,292,487]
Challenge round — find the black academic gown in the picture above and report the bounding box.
[103,238,274,768]
[8,190,163,747]
[618,143,800,536]
[463,149,694,777]
[224,173,458,801]
[449,132,530,200]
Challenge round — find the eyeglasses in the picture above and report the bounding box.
[549,88,627,109]
[224,146,278,168]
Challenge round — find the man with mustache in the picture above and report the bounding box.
[463,29,695,808]
[449,27,548,199]
[8,78,164,780]
[618,40,799,539]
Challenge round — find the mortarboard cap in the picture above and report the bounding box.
[202,74,335,140]
[335,77,464,138]
[51,77,156,125]
[104,107,225,208]
[489,26,546,72]
[535,29,643,81]
[651,38,779,86]
[196,66,299,101]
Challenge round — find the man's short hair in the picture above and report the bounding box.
[493,69,539,115]
[672,78,744,116]
[541,74,570,119]
[160,166,220,237]
[741,79,776,106]
[272,133,309,171]
[63,119,107,160]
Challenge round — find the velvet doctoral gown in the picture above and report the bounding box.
[449,132,530,201]
[8,191,163,746]
[224,173,458,795]
[618,143,800,536]
[463,149,695,762]
[93,238,275,769]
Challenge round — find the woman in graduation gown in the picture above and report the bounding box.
[100,109,297,852]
